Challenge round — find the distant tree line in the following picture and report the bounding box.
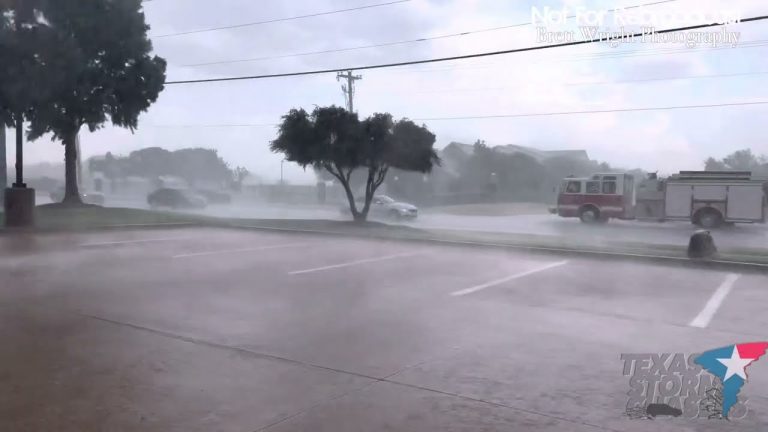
[382,140,637,205]
[705,149,768,175]
[705,149,768,195]
[88,147,249,190]
[384,147,768,207]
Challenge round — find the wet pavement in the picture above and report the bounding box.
[103,196,768,251]
[87,193,768,253]
[1,226,767,431]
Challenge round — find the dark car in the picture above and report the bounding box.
[147,188,207,209]
[194,189,232,204]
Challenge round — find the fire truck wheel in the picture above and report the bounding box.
[695,208,723,229]
[579,206,600,224]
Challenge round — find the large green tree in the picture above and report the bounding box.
[28,0,166,204]
[0,0,67,188]
[271,106,438,221]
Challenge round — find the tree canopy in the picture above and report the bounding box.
[0,0,69,128]
[271,106,438,221]
[25,0,166,204]
[28,0,166,138]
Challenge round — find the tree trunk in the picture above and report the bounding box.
[360,167,376,220]
[62,128,82,205]
[342,180,364,222]
[336,175,363,222]
[360,165,389,221]
[324,164,366,222]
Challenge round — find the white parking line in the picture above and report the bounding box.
[80,237,192,247]
[289,251,425,275]
[173,243,309,259]
[450,260,569,297]
[689,273,742,328]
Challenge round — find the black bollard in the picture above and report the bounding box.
[688,230,717,259]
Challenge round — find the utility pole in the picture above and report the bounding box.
[336,70,362,112]
[0,126,6,198]
[76,132,83,191]
[13,113,24,188]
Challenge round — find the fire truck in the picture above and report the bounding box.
[552,171,767,228]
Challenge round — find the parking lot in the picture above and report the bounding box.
[1,226,767,431]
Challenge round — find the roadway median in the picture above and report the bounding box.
[221,217,768,271]
[0,205,204,231]
[2,205,767,270]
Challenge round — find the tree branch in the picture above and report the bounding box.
[365,165,376,199]
[373,165,389,190]
[323,163,344,183]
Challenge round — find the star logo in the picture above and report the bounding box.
[717,346,755,382]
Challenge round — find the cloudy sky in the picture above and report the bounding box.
[5,0,768,182]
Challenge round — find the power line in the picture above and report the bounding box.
[375,40,768,76]
[180,0,679,68]
[181,24,529,67]
[148,100,768,128]
[359,39,768,78]
[406,70,768,94]
[154,0,411,38]
[411,101,768,121]
[568,70,768,86]
[165,15,768,85]
[149,123,277,128]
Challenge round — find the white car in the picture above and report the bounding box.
[341,195,418,220]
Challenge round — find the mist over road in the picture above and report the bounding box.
[99,195,768,252]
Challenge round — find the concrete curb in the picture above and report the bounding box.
[227,223,768,274]
[0,222,201,235]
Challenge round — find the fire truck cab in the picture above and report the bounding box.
[555,173,636,223]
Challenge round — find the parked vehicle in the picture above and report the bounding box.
[147,188,207,209]
[194,189,232,204]
[551,171,766,228]
[340,195,418,220]
[49,187,105,206]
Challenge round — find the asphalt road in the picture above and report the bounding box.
[156,199,768,251]
[40,195,768,251]
[1,226,767,431]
